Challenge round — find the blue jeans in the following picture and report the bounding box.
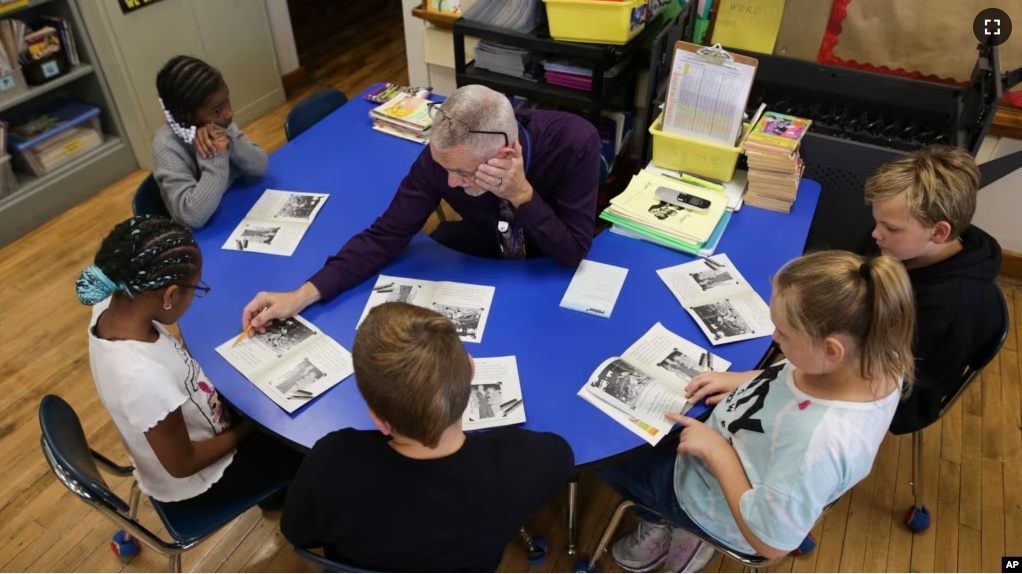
[598,433,759,560]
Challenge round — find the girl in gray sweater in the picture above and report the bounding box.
[153,56,268,228]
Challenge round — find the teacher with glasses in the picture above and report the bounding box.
[241,84,603,332]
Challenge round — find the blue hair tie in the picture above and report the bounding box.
[75,265,130,305]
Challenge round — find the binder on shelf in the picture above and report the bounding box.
[661,41,758,149]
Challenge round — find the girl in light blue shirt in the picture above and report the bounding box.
[601,251,916,572]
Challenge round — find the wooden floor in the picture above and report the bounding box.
[1,13,1021,574]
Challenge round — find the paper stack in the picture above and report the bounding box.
[369,93,433,144]
[541,59,627,91]
[741,111,811,214]
[474,41,539,81]
[600,169,729,256]
[463,0,538,32]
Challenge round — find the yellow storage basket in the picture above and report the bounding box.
[543,0,648,45]
[648,111,749,183]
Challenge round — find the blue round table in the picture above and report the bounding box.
[179,92,821,467]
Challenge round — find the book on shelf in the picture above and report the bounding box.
[39,16,78,66]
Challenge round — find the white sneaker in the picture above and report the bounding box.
[660,528,717,573]
[610,518,673,572]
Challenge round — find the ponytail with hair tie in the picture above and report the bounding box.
[76,265,131,305]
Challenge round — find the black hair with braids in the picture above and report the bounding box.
[156,55,224,126]
[76,216,201,305]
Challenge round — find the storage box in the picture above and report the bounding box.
[648,111,748,182]
[7,100,103,177]
[543,0,647,45]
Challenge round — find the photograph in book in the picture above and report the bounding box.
[431,303,484,341]
[657,349,707,384]
[691,300,753,341]
[275,194,323,220]
[691,267,739,291]
[240,225,280,246]
[648,200,687,221]
[589,359,656,410]
[271,357,327,395]
[251,318,318,357]
[467,383,503,421]
[386,284,422,304]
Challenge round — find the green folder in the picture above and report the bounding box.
[599,211,704,254]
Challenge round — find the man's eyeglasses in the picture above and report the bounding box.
[426,102,509,148]
[177,279,211,298]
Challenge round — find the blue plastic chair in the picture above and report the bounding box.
[39,395,288,572]
[293,547,373,573]
[132,173,170,218]
[285,89,349,142]
[903,288,1010,533]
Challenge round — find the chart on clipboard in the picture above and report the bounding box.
[662,42,758,147]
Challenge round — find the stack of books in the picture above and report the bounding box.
[601,169,731,256]
[40,16,78,66]
[541,59,626,91]
[474,42,538,81]
[741,112,811,213]
[369,93,433,144]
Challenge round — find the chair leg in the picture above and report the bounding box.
[584,500,636,571]
[519,527,548,565]
[168,553,181,573]
[128,481,142,522]
[904,430,931,532]
[567,479,578,556]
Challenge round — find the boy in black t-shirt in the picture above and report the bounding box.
[281,302,574,572]
[860,145,1002,434]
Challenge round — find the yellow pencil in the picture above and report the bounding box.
[232,325,253,347]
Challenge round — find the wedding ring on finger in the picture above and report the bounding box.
[497,177,502,187]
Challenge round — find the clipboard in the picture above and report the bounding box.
[661,41,758,147]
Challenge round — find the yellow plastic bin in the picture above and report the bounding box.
[648,111,749,183]
[543,0,648,45]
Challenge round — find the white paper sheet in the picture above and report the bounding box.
[358,275,495,343]
[463,356,526,431]
[662,47,756,147]
[657,254,773,345]
[215,315,353,413]
[560,260,629,318]
[222,190,329,256]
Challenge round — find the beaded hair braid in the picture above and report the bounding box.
[75,215,200,305]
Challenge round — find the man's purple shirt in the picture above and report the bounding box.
[307,110,602,301]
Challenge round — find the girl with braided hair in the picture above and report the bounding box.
[153,55,268,228]
[78,215,300,507]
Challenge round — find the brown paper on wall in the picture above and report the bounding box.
[832,0,1021,84]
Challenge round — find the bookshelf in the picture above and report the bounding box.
[0,0,136,247]
[452,18,658,125]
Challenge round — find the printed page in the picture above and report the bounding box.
[216,316,323,377]
[463,356,525,431]
[356,275,439,328]
[221,220,311,257]
[560,260,629,319]
[688,292,774,346]
[244,190,329,223]
[431,281,496,343]
[621,322,732,395]
[249,337,354,413]
[581,358,688,443]
[662,47,756,147]
[215,315,354,412]
[656,253,752,308]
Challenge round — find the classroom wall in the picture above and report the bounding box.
[265,0,300,75]
[79,0,285,170]
[975,136,1022,254]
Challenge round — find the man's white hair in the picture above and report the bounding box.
[430,85,518,159]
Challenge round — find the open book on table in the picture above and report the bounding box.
[578,322,731,446]
[359,275,495,343]
[657,254,774,345]
[463,356,526,431]
[215,315,353,413]
[222,190,329,256]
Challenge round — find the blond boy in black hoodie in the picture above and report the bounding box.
[861,145,1001,434]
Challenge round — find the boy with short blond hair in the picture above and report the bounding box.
[281,302,574,572]
[862,144,1002,434]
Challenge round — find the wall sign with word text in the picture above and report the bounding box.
[118,0,168,14]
